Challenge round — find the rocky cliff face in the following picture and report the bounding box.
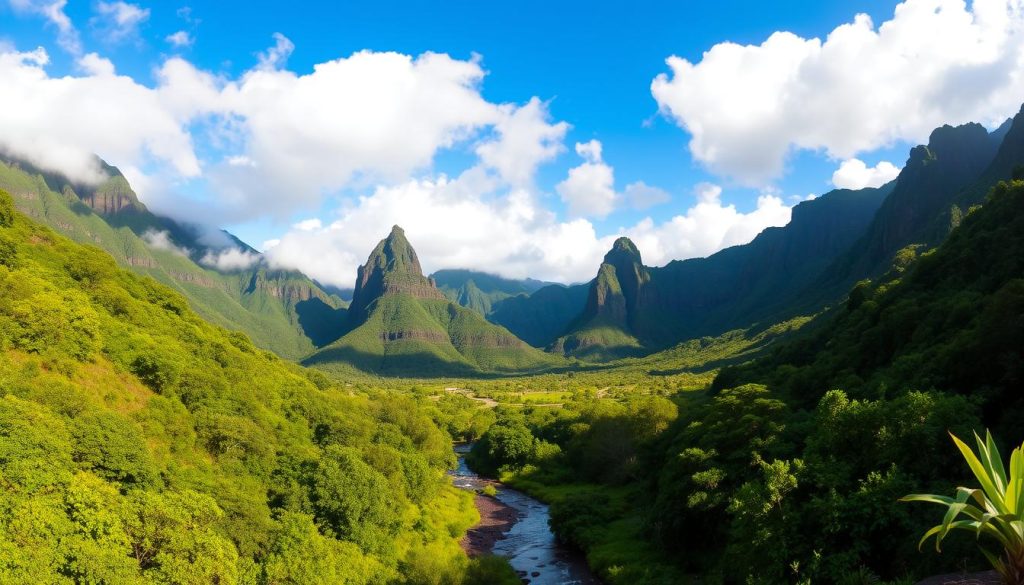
[873,122,996,253]
[305,225,562,376]
[79,174,142,215]
[808,117,1014,306]
[582,237,649,329]
[347,225,446,325]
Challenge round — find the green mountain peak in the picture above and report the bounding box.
[348,226,446,326]
[607,236,641,262]
[307,226,564,376]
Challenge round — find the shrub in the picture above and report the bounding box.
[903,431,1024,584]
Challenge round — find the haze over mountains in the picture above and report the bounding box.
[0,155,348,359]
[5,105,1024,376]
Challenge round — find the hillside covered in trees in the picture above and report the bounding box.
[0,189,516,584]
[464,180,1024,583]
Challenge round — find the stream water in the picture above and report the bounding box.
[451,445,600,585]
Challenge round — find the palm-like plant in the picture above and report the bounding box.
[902,431,1024,585]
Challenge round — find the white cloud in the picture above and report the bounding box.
[256,32,294,70]
[625,184,793,266]
[200,247,261,271]
[141,228,191,256]
[831,158,901,189]
[624,181,670,210]
[166,30,194,48]
[9,0,80,54]
[556,140,618,218]
[475,97,569,187]
[652,0,1024,185]
[292,218,322,231]
[0,47,200,184]
[77,52,115,76]
[263,172,798,288]
[93,1,150,43]
[555,140,672,218]
[194,47,522,220]
[0,40,568,223]
[575,139,602,163]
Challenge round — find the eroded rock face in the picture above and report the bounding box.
[348,225,445,324]
[79,175,142,215]
[580,237,649,330]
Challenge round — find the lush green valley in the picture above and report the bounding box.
[8,3,1024,584]
[2,165,1023,584]
[459,179,1024,584]
[0,189,520,584]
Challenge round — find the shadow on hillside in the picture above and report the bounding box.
[645,312,835,377]
[302,345,480,378]
[295,299,349,347]
[299,343,634,380]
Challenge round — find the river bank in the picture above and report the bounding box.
[460,490,521,556]
[451,445,600,585]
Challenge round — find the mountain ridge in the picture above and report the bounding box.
[0,155,347,359]
[304,226,564,376]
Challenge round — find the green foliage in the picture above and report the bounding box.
[0,162,347,360]
[311,446,399,552]
[0,195,481,583]
[0,189,14,227]
[903,431,1024,584]
[70,411,158,487]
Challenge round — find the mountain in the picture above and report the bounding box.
[716,177,1024,430]
[304,226,565,376]
[0,187,492,583]
[550,238,648,360]
[634,177,1024,585]
[431,269,551,316]
[508,112,1024,361]
[0,156,347,359]
[487,282,590,348]
[804,119,1012,304]
[527,184,889,358]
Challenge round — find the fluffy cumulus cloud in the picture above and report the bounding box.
[831,159,901,189]
[263,172,796,288]
[204,49,506,219]
[556,140,618,218]
[556,140,671,218]
[476,97,569,187]
[652,0,1024,184]
[0,47,201,184]
[0,36,569,222]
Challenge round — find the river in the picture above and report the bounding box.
[451,445,600,585]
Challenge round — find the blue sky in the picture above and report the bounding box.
[2,0,1022,285]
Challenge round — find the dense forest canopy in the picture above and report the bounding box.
[463,181,1024,584]
[0,189,518,584]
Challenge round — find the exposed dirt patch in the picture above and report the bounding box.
[460,489,522,556]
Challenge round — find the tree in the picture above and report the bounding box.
[311,446,399,552]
